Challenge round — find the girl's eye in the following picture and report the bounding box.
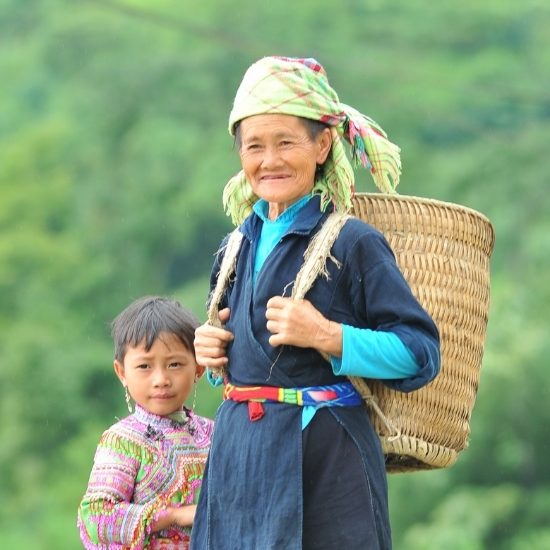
[169,362,183,369]
[136,363,149,370]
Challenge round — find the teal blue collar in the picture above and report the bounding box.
[252,194,313,225]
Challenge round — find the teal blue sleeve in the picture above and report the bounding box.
[206,369,224,387]
[330,324,419,379]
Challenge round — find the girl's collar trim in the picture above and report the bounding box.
[133,404,192,431]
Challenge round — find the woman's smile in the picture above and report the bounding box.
[260,173,290,182]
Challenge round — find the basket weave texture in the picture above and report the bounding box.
[350,193,495,472]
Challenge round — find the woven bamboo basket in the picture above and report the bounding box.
[349,193,495,473]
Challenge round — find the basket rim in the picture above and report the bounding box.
[354,192,494,227]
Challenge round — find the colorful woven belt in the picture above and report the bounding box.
[224,381,362,422]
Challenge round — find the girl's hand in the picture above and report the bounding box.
[194,308,233,370]
[150,504,197,532]
[172,504,197,527]
[265,297,342,357]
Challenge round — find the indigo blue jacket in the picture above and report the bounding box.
[191,195,440,550]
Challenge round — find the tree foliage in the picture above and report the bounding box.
[1,0,549,547]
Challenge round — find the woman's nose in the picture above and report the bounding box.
[261,146,281,168]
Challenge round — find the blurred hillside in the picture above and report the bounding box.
[1,0,549,548]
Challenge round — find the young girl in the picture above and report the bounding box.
[78,296,214,549]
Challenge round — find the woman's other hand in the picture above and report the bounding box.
[194,308,234,369]
[265,297,342,357]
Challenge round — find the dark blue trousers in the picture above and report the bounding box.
[302,409,390,549]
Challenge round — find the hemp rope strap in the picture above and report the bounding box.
[206,213,400,439]
[207,229,244,334]
[289,213,400,441]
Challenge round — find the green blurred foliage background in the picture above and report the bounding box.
[1,0,549,548]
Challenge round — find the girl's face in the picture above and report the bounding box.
[114,332,202,416]
[238,114,332,220]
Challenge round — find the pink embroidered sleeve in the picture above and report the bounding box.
[77,430,157,549]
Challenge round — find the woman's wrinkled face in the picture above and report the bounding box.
[238,114,331,220]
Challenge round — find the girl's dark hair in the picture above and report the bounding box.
[111,296,200,362]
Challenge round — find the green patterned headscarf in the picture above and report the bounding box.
[224,56,401,226]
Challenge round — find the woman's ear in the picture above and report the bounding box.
[113,360,126,386]
[316,127,333,165]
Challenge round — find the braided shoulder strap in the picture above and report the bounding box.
[290,212,399,440]
[291,212,350,299]
[207,229,243,329]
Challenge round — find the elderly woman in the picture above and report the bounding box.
[191,57,440,550]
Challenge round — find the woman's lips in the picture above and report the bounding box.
[261,174,288,181]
